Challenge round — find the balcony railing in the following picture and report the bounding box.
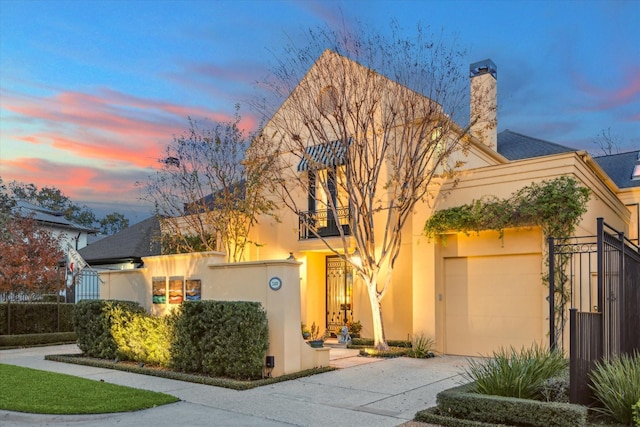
[298,207,351,240]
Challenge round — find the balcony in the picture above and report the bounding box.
[298,207,351,240]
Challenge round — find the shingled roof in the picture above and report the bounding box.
[593,150,640,189]
[13,200,98,233]
[497,129,576,160]
[78,216,161,264]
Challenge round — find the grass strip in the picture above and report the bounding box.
[0,363,178,414]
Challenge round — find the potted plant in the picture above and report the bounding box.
[307,322,324,348]
[347,320,362,338]
[301,322,311,340]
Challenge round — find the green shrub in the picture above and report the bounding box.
[359,347,409,358]
[632,398,640,426]
[415,406,511,426]
[436,383,587,427]
[589,352,640,425]
[170,301,269,380]
[0,332,77,348]
[463,343,568,400]
[407,332,435,358]
[540,368,570,403]
[73,300,145,359]
[350,337,412,348]
[111,310,173,366]
[0,303,74,335]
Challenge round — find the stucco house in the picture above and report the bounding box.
[95,51,638,372]
[241,52,639,357]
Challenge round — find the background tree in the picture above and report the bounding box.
[592,127,622,156]
[0,213,64,301]
[99,213,129,236]
[140,109,278,261]
[3,180,128,235]
[256,22,474,349]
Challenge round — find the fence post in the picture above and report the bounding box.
[596,218,603,313]
[569,308,578,403]
[548,236,556,351]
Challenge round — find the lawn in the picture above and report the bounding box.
[0,363,179,414]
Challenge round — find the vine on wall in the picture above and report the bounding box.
[424,176,590,350]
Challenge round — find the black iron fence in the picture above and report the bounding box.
[549,218,640,404]
[298,207,351,240]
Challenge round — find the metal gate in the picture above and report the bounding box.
[326,256,353,334]
[75,269,101,302]
[549,218,640,404]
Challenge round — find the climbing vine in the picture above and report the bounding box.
[424,176,590,350]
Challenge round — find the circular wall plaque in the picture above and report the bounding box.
[269,276,282,291]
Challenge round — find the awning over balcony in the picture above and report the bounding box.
[297,138,352,172]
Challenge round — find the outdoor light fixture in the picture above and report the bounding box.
[287,252,296,260]
[264,355,275,378]
[265,355,275,368]
[351,248,362,268]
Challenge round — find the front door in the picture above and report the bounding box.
[326,256,353,334]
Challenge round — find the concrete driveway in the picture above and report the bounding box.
[0,344,470,426]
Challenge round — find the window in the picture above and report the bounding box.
[318,86,338,115]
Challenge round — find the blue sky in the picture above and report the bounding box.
[1,0,638,223]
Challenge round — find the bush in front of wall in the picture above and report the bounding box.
[170,301,269,380]
[110,309,174,366]
[407,332,436,358]
[462,343,568,400]
[589,352,640,426]
[73,300,145,359]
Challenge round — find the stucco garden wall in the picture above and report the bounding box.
[98,252,328,377]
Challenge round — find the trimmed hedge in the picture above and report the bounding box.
[0,303,74,335]
[73,300,145,359]
[170,301,269,380]
[435,383,588,427]
[74,299,270,381]
[415,406,511,427]
[0,332,77,348]
[350,337,412,348]
[111,311,173,366]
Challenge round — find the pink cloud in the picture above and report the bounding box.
[2,157,148,206]
[571,64,640,111]
[2,87,259,169]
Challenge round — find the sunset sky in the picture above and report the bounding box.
[1,0,639,224]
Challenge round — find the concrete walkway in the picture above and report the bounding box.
[0,344,470,426]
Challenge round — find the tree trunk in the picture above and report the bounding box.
[365,278,389,351]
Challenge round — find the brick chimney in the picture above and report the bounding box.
[470,59,497,149]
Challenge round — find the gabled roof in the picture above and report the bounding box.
[593,150,640,189]
[497,130,576,160]
[78,216,161,264]
[13,200,98,233]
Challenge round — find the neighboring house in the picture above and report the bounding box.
[78,216,161,271]
[75,216,161,301]
[12,200,98,250]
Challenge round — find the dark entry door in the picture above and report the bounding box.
[326,256,353,334]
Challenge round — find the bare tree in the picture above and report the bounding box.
[140,108,278,262]
[592,127,622,156]
[256,23,479,349]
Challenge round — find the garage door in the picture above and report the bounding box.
[444,254,543,356]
